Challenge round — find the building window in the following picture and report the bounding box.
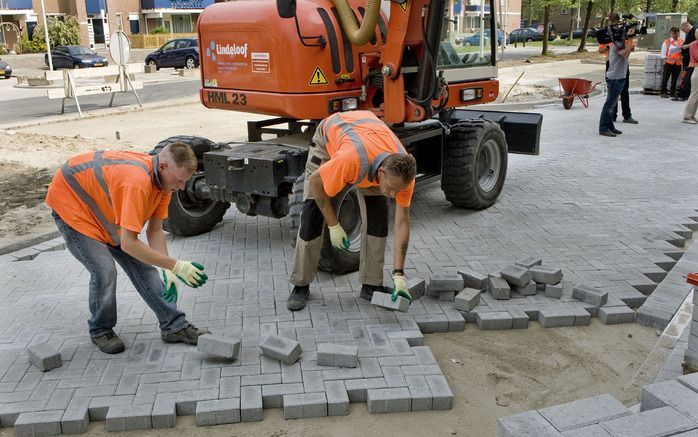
[129,14,140,34]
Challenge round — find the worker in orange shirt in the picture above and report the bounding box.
[287,110,417,311]
[45,143,210,354]
[660,27,684,98]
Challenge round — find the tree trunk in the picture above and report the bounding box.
[610,0,615,13]
[568,1,576,43]
[542,4,550,55]
[671,0,678,12]
[577,0,593,52]
[645,0,651,13]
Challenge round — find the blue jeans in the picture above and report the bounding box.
[52,211,188,337]
[599,78,626,133]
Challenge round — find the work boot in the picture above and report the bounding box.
[599,130,616,137]
[622,117,638,124]
[161,323,211,345]
[359,284,390,301]
[91,330,125,354]
[610,127,623,135]
[287,285,310,311]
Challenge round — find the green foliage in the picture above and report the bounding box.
[20,27,46,53]
[151,26,168,34]
[46,16,80,47]
[0,43,7,55]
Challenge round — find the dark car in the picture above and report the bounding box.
[559,27,597,40]
[507,27,543,44]
[0,58,12,79]
[145,38,199,70]
[44,45,108,70]
[458,29,503,46]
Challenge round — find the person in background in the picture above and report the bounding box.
[599,13,635,137]
[598,13,638,125]
[660,27,683,99]
[675,21,697,102]
[682,28,698,124]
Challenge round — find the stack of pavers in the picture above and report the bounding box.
[498,373,698,436]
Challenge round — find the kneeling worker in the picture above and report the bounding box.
[288,110,418,311]
[46,143,210,354]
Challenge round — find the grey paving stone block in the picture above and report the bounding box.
[197,334,241,359]
[317,343,359,368]
[672,430,698,436]
[564,303,592,326]
[428,272,464,292]
[61,396,90,434]
[598,406,696,437]
[512,281,537,296]
[455,288,481,312]
[685,349,698,372]
[386,330,424,346]
[406,277,426,300]
[439,290,456,302]
[261,383,304,408]
[371,291,410,312]
[561,424,612,436]
[598,306,636,325]
[240,386,263,422]
[151,394,177,429]
[615,289,647,309]
[476,311,513,330]
[515,257,543,269]
[413,314,449,333]
[508,308,530,329]
[539,308,576,328]
[636,306,673,330]
[105,405,152,432]
[539,394,630,432]
[27,343,62,372]
[489,276,511,300]
[640,379,698,422]
[529,266,563,285]
[283,392,328,419]
[545,284,563,299]
[88,395,135,421]
[425,375,453,410]
[344,378,387,403]
[572,285,608,307]
[367,388,411,413]
[498,411,562,437]
[458,269,488,290]
[260,334,302,364]
[196,398,241,426]
[14,411,63,437]
[501,265,533,287]
[325,380,349,416]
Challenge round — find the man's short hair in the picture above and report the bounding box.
[681,22,692,30]
[608,12,620,23]
[163,142,197,173]
[670,27,679,33]
[382,153,417,183]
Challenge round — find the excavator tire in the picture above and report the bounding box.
[288,173,361,274]
[441,119,507,209]
[151,136,230,236]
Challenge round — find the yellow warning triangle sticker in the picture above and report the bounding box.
[399,0,407,12]
[309,67,328,85]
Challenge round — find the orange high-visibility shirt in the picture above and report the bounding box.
[46,150,171,246]
[317,111,415,208]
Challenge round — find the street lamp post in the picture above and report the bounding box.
[40,0,53,71]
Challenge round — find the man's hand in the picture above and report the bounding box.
[328,223,350,250]
[161,269,179,303]
[391,274,412,302]
[172,261,208,288]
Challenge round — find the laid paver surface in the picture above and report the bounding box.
[0,93,697,433]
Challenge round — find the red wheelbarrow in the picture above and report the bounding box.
[558,78,599,110]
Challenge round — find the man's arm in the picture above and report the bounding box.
[623,42,633,59]
[598,44,609,54]
[308,170,340,226]
[121,226,177,270]
[146,217,169,257]
[393,205,410,271]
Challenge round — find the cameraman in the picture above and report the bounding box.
[676,21,698,102]
[599,13,635,137]
[598,13,639,125]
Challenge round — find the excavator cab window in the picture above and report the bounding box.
[438,0,496,69]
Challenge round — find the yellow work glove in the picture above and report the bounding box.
[172,261,208,288]
[161,269,179,303]
[328,223,350,250]
[391,274,412,302]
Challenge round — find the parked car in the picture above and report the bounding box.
[559,27,597,40]
[458,29,503,46]
[0,58,12,79]
[507,27,544,44]
[44,46,108,70]
[145,38,199,70]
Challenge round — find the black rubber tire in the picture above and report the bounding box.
[441,119,508,209]
[151,135,230,236]
[287,173,361,273]
[185,56,197,69]
[526,38,533,42]
[147,59,159,70]
[562,93,574,110]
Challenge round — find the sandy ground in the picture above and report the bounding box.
[0,321,660,437]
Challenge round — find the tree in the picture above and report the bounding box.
[577,0,594,51]
[46,16,81,47]
[542,4,551,54]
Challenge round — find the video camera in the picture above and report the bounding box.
[596,14,646,45]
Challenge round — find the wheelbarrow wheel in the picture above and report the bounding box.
[562,93,574,110]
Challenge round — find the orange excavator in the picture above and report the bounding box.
[154,0,542,272]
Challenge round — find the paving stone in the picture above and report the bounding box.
[539,308,576,328]
[428,272,465,293]
[640,379,698,422]
[564,303,592,326]
[512,281,537,296]
[413,314,449,333]
[545,284,563,299]
[344,378,387,403]
[476,311,513,330]
[317,343,359,368]
[439,290,456,302]
[386,330,424,346]
[488,276,511,300]
[14,411,63,437]
[283,392,327,419]
[240,386,263,422]
[371,291,410,312]
[508,308,530,329]
[261,383,304,408]
[501,265,533,287]
[105,404,153,432]
[598,306,636,325]
[406,277,426,300]
[561,424,612,436]
[572,285,608,307]
[636,306,674,330]
[539,394,630,432]
[26,343,62,372]
[424,374,453,410]
[598,406,697,437]
[196,398,241,426]
[151,393,177,429]
[405,375,432,411]
[454,288,481,312]
[61,396,90,434]
[260,334,302,364]
[498,410,562,437]
[515,257,543,269]
[529,266,563,285]
[197,334,241,359]
[325,380,349,416]
[458,270,488,290]
[366,388,411,413]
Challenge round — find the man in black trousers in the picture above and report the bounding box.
[675,21,697,102]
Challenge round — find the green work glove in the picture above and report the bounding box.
[172,260,208,288]
[391,274,412,302]
[161,269,179,303]
[328,223,350,251]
